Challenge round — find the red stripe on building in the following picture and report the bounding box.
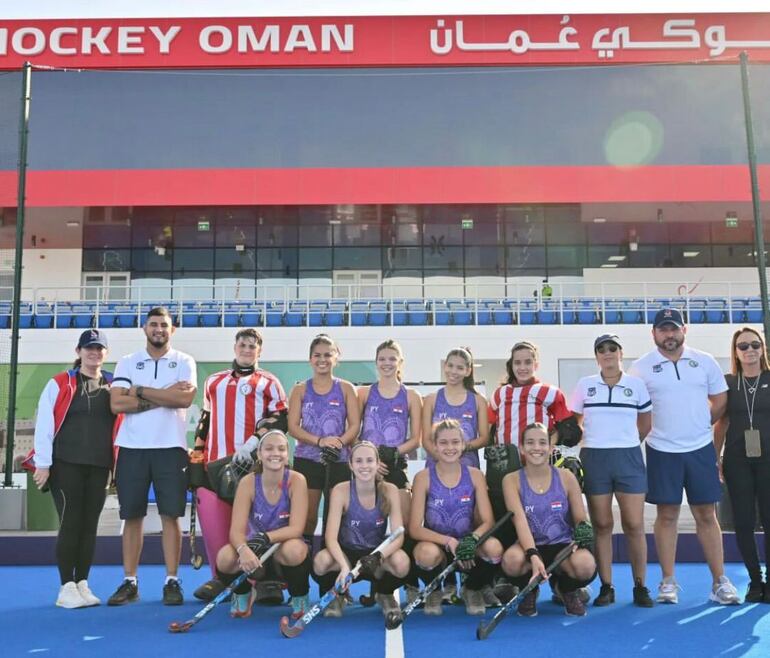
[1,165,768,206]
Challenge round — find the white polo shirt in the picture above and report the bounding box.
[629,346,727,453]
[112,348,197,449]
[570,373,652,449]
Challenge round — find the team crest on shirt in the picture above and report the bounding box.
[240,383,253,395]
[587,387,596,397]
[653,365,663,373]
[550,501,563,512]
[689,360,699,368]
[459,494,472,504]
[623,388,633,397]
[375,517,386,526]
[136,362,145,370]
[169,362,177,368]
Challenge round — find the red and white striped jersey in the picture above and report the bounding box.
[203,368,287,462]
[488,380,571,446]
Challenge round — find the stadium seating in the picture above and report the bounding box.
[7,295,768,329]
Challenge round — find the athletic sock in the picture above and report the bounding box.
[375,571,403,595]
[124,576,138,585]
[282,556,311,597]
[464,557,496,590]
[416,564,443,587]
[164,575,179,584]
[557,572,592,593]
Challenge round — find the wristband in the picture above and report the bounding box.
[525,547,541,561]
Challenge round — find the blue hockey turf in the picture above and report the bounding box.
[2,563,769,657]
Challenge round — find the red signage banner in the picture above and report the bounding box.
[1,13,770,69]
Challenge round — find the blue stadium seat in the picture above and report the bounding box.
[73,306,95,328]
[0,313,9,329]
[705,299,727,324]
[33,303,54,328]
[198,305,221,327]
[350,302,368,326]
[407,302,429,326]
[116,306,138,328]
[450,303,473,325]
[392,301,408,326]
[369,304,389,326]
[325,305,346,327]
[537,310,557,324]
[434,303,451,326]
[55,305,75,328]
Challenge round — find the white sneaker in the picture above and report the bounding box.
[76,580,101,606]
[56,582,87,609]
[657,577,681,604]
[710,576,740,605]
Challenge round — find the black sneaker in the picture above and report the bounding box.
[632,579,654,608]
[594,583,615,607]
[107,579,139,606]
[517,586,539,617]
[163,578,184,606]
[193,578,225,602]
[563,589,587,617]
[746,580,764,603]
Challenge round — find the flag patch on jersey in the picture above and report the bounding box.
[279,512,290,520]
[460,495,472,503]
[376,517,386,526]
[393,406,404,414]
[329,400,341,406]
[462,413,473,419]
[550,501,563,512]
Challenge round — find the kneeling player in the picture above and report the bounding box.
[215,430,311,619]
[501,422,596,617]
[409,419,503,616]
[313,441,410,617]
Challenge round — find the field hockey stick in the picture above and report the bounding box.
[476,541,577,640]
[384,511,512,630]
[189,492,203,569]
[279,526,405,638]
[168,542,281,633]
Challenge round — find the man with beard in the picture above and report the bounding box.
[191,328,288,604]
[107,307,197,606]
[630,308,738,605]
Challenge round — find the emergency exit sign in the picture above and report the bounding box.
[198,220,210,231]
[461,218,474,230]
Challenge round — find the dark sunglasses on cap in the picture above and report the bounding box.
[737,341,763,351]
[596,344,619,354]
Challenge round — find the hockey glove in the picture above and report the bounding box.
[359,551,383,579]
[573,521,594,549]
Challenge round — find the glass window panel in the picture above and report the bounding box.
[382,221,421,246]
[174,209,216,247]
[422,222,463,246]
[298,224,332,247]
[628,245,670,268]
[173,248,214,271]
[669,245,712,267]
[333,221,381,246]
[216,247,257,273]
[712,244,756,267]
[547,221,586,245]
[503,206,545,244]
[131,211,174,249]
[586,222,627,245]
[256,247,297,275]
[711,220,754,244]
[216,208,257,247]
[668,222,711,244]
[82,249,131,272]
[133,248,172,271]
[298,247,332,270]
[464,246,505,273]
[83,223,132,249]
[462,220,504,245]
[546,245,586,269]
[587,246,629,268]
[383,246,421,271]
[333,247,381,269]
[423,246,463,271]
[507,246,545,272]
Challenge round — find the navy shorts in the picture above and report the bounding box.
[293,457,350,491]
[581,446,647,496]
[645,442,722,505]
[115,447,189,520]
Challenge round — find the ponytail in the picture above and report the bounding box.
[72,357,82,369]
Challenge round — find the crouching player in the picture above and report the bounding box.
[215,430,311,619]
[501,422,596,617]
[313,441,410,617]
[409,419,503,616]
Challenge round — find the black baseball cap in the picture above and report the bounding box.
[594,334,622,351]
[653,308,684,329]
[77,329,108,349]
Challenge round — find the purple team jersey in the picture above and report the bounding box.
[361,383,409,448]
[519,466,573,546]
[430,388,480,468]
[338,481,388,550]
[424,462,475,539]
[294,378,349,463]
[247,469,291,537]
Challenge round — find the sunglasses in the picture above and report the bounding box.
[737,341,763,351]
[596,344,619,354]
